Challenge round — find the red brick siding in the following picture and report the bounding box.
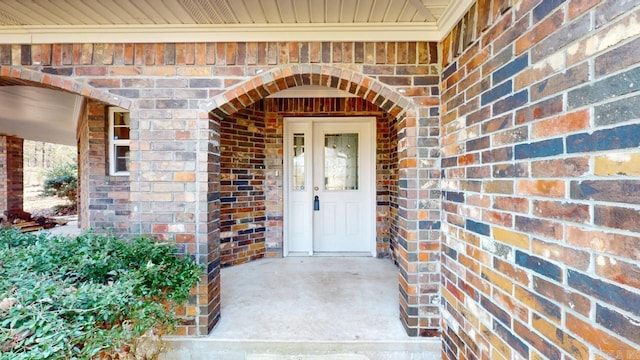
[76,100,131,233]
[0,42,437,68]
[0,135,23,216]
[388,116,400,264]
[0,40,440,337]
[441,0,640,359]
[220,106,266,267]
[77,103,89,228]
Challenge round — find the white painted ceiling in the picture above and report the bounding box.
[0,0,450,25]
[0,87,81,146]
[0,0,472,145]
[0,0,471,42]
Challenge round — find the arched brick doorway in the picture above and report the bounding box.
[0,66,130,232]
[202,64,441,337]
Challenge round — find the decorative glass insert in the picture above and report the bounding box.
[324,133,358,191]
[292,133,305,190]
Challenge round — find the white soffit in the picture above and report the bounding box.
[0,0,475,43]
[0,23,441,43]
[0,86,80,146]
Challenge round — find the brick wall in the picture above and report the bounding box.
[76,99,131,232]
[440,0,640,359]
[0,40,441,336]
[0,135,23,217]
[220,105,267,267]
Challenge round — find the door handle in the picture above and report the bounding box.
[314,196,320,211]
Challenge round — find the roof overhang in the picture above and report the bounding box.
[0,0,473,43]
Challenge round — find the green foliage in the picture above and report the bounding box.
[0,229,202,359]
[41,163,78,207]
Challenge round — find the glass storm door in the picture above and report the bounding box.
[285,117,375,255]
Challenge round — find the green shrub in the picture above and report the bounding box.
[41,163,78,208]
[0,228,202,359]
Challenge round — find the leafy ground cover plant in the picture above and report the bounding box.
[0,228,202,359]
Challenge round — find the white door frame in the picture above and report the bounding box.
[283,116,376,257]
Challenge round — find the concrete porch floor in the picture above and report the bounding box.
[162,257,441,359]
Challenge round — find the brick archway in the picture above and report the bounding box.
[0,66,131,231]
[0,66,129,109]
[202,64,440,337]
[204,64,412,119]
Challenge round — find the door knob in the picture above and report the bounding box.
[314,186,319,191]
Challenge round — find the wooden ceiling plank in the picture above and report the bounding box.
[64,0,113,25]
[381,0,397,22]
[275,0,295,24]
[396,0,413,22]
[340,0,358,24]
[150,0,186,24]
[88,0,135,24]
[325,0,341,23]
[95,0,139,24]
[259,0,282,24]
[227,0,253,23]
[158,0,197,24]
[4,0,62,25]
[369,0,390,23]
[41,0,87,25]
[308,0,324,23]
[353,0,372,23]
[340,0,358,23]
[139,0,176,24]
[241,0,268,23]
[408,0,436,21]
[111,0,152,24]
[291,0,310,23]
[71,0,124,25]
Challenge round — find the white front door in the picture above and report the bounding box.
[284,117,375,256]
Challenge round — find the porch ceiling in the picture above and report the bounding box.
[0,86,81,146]
[0,0,473,43]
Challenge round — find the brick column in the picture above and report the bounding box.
[396,107,441,337]
[395,112,421,336]
[0,135,24,218]
[416,108,441,336]
[202,113,222,334]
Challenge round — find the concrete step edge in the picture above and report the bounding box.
[163,337,442,353]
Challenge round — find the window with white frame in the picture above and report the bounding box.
[108,107,130,176]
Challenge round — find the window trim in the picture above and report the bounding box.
[108,106,130,176]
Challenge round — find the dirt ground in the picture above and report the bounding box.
[23,184,71,217]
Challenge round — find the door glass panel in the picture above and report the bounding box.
[324,133,358,191]
[292,133,305,190]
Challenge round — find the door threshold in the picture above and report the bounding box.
[287,251,373,257]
